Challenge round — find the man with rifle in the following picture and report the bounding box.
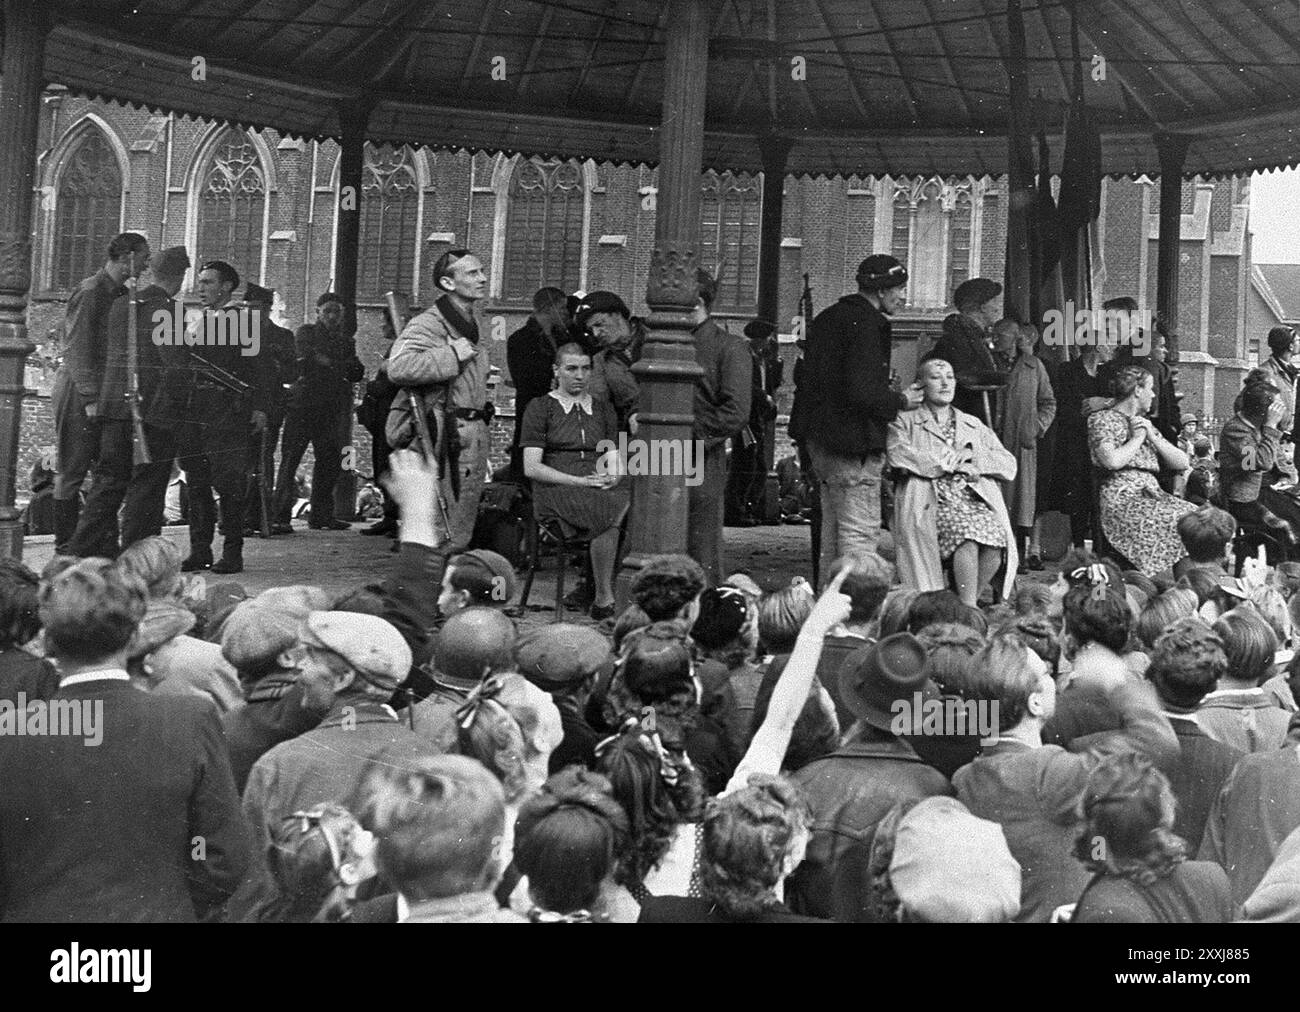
[176,260,273,574]
[65,247,189,557]
[385,249,492,567]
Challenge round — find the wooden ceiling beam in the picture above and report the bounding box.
[806,0,874,125]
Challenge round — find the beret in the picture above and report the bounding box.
[572,291,630,328]
[299,611,412,692]
[515,623,612,690]
[152,246,191,277]
[953,277,1003,310]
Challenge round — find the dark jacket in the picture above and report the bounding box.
[220,674,328,793]
[0,646,59,705]
[692,318,752,447]
[180,304,280,417]
[0,676,249,922]
[788,732,954,919]
[1073,862,1233,923]
[792,294,907,457]
[293,321,364,418]
[638,895,826,923]
[261,316,298,410]
[61,267,125,397]
[506,316,560,431]
[98,283,169,421]
[1218,413,1283,504]
[1165,715,1244,851]
[923,312,1007,420]
[549,696,601,774]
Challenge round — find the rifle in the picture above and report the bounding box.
[385,290,453,541]
[187,349,251,396]
[125,277,151,465]
[244,427,272,539]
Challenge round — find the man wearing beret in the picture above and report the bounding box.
[227,610,439,921]
[922,276,1009,422]
[790,254,923,576]
[573,289,645,434]
[66,245,189,557]
[515,623,612,772]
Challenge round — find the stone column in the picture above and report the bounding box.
[617,0,709,603]
[333,98,370,522]
[0,1,50,558]
[1155,132,1191,362]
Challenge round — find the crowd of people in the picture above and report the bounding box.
[15,235,1300,924]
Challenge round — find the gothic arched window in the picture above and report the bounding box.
[359,145,420,299]
[196,128,266,282]
[700,171,761,313]
[503,159,585,302]
[892,176,978,311]
[51,129,123,290]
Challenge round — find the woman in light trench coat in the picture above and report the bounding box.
[887,358,1019,605]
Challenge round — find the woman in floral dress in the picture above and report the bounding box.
[1088,365,1194,577]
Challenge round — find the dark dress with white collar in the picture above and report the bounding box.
[520,392,630,539]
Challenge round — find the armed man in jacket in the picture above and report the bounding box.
[53,231,151,552]
[790,255,923,578]
[385,248,492,566]
[689,270,752,585]
[65,245,190,558]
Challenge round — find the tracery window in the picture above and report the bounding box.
[503,159,585,302]
[700,171,761,313]
[359,145,420,299]
[51,129,123,290]
[196,128,266,282]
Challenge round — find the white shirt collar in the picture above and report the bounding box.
[60,668,131,688]
[548,389,593,414]
[396,894,411,923]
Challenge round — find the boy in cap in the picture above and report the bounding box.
[515,622,613,772]
[922,276,1008,421]
[789,254,923,577]
[219,591,333,792]
[787,632,955,918]
[66,244,188,558]
[228,610,438,921]
[439,549,517,617]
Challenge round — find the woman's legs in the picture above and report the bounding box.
[590,526,621,607]
[952,541,1005,606]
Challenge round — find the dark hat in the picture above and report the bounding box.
[690,586,752,651]
[244,283,275,306]
[953,277,1003,311]
[573,290,630,329]
[839,633,937,732]
[317,291,345,307]
[152,246,191,278]
[515,623,613,691]
[620,621,694,703]
[744,319,777,341]
[856,254,909,292]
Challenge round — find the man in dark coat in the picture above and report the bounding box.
[790,254,923,579]
[726,319,783,525]
[271,292,365,534]
[66,245,189,557]
[241,284,296,537]
[0,559,249,922]
[506,286,570,479]
[356,310,403,537]
[52,231,150,551]
[922,276,1008,422]
[689,271,752,586]
[514,623,611,773]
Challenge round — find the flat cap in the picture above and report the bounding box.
[299,611,412,691]
[452,549,517,605]
[152,246,191,278]
[515,623,613,690]
[244,283,275,305]
[221,601,305,671]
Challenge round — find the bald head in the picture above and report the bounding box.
[434,606,517,686]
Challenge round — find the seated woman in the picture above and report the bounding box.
[520,342,631,620]
[887,358,1018,607]
[1088,365,1194,577]
[1071,753,1232,923]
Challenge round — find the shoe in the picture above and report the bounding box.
[309,519,351,531]
[1023,555,1044,572]
[563,585,594,611]
[212,553,244,575]
[181,551,213,572]
[590,602,616,621]
[360,519,398,537]
[270,522,294,535]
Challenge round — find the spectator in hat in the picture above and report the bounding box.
[0,558,248,922]
[438,548,517,616]
[954,627,1177,922]
[572,290,643,433]
[506,286,572,479]
[0,557,58,706]
[1071,753,1232,922]
[786,632,955,919]
[789,254,922,577]
[228,610,433,921]
[1258,324,1300,481]
[365,754,526,923]
[923,277,1008,422]
[686,270,752,586]
[726,318,783,526]
[1143,617,1245,850]
[836,795,1021,922]
[219,590,333,791]
[515,623,613,773]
